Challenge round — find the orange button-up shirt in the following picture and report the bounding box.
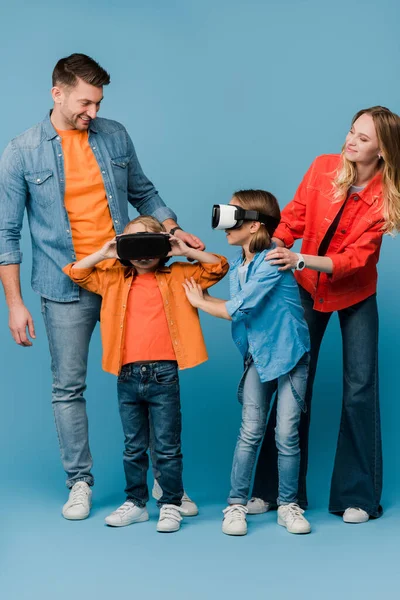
[274,154,385,312]
[63,256,228,375]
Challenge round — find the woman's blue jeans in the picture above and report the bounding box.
[252,288,383,517]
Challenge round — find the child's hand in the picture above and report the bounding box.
[182,277,205,307]
[168,234,192,258]
[99,237,118,259]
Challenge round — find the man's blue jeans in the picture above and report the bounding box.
[252,289,383,517]
[41,289,101,489]
[228,354,309,506]
[117,361,183,507]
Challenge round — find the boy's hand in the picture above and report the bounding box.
[167,234,192,258]
[182,277,205,308]
[99,237,118,260]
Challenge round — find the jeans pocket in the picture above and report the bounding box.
[288,353,310,413]
[118,364,131,383]
[243,403,262,423]
[154,363,179,386]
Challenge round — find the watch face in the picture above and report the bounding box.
[298,260,305,270]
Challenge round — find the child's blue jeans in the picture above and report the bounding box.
[117,360,183,508]
[228,352,309,506]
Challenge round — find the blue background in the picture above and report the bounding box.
[1,1,399,598]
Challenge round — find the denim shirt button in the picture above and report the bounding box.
[102,170,105,174]
[109,195,113,199]
[115,220,119,224]
[56,136,61,141]
[36,178,41,183]
[58,154,62,158]
[92,146,96,150]
[66,229,70,233]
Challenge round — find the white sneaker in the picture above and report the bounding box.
[246,497,271,514]
[157,504,183,532]
[105,501,149,527]
[152,479,199,517]
[343,507,369,523]
[277,503,311,534]
[222,505,248,536]
[62,481,92,520]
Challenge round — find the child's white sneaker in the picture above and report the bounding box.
[157,504,182,532]
[105,501,149,527]
[343,507,369,523]
[277,503,311,534]
[246,497,271,514]
[62,481,92,520]
[222,505,248,536]
[152,479,199,516]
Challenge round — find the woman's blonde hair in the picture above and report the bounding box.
[232,189,281,253]
[333,106,400,233]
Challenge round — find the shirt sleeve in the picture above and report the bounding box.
[225,264,282,322]
[125,130,177,223]
[180,254,229,289]
[327,219,384,282]
[62,264,108,296]
[273,158,317,248]
[0,142,26,265]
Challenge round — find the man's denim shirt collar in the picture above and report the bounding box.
[42,111,98,140]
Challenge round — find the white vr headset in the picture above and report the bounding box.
[212,204,280,235]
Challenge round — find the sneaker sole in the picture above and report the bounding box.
[343,516,369,524]
[222,525,247,536]
[247,505,269,515]
[105,511,149,527]
[156,524,181,533]
[277,516,311,534]
[62,510,91,521]
[62,502,92,521]
[179,506,199,517]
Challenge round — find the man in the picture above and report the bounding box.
[0,53,200,520]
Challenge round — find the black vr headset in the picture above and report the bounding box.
[212,204,280,236]
[116,233,171,267]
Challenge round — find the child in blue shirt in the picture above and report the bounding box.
[183,189,311,536]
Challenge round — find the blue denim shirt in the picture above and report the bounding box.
[225,247,310,382]
[0,113,177,301]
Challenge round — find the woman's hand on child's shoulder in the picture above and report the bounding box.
[265,247,297,271]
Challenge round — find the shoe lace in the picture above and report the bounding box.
[160,505,182,522]
[223,505,248,521]
[114,501,135,514]
[69,483,89,506]
[285,503,304,520]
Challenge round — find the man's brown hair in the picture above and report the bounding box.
[52,53,110,88]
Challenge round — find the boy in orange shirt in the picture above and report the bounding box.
[64,216,228,532]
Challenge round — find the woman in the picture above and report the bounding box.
[248,106,400,523]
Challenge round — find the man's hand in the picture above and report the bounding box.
[9,303,36,346]
[174,229,205,251]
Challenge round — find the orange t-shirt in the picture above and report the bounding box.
[57,129,115,261]
[122,272,176,365]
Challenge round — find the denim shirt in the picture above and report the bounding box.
[0,113,177,301]
[225,247,310,382]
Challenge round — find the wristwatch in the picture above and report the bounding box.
[295,253,305,271]
[169,226,183,235]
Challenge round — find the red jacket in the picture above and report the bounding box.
[274,154,385,312]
